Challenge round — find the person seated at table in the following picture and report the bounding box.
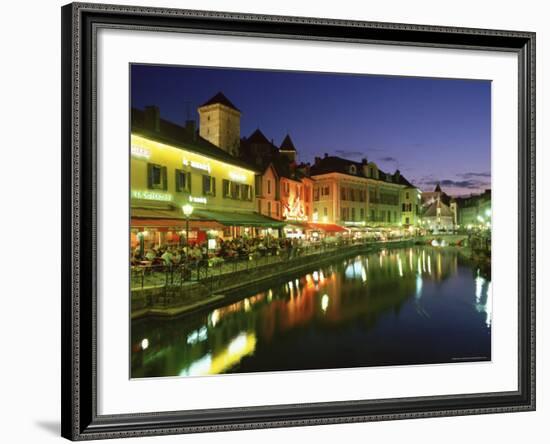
[192,245,202,260]
[144,249,156,262]
[172,250,181,265]
[161,249,173,266]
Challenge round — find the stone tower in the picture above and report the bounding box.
[198,92,241,156]
[279,134,297,163]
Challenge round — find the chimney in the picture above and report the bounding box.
[394,169,401,180]
[144,105,160,132]
[361,157,368,165]
[314,156,321,165]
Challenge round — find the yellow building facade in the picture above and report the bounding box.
[131,133,257,214]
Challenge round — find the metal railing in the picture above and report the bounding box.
[130,237,414,291]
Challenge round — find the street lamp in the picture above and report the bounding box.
[182,204,194,275]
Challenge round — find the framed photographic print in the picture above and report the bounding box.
[61,2,536,440]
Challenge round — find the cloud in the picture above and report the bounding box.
[422,179,489,190]
[457,171,491,179]
[334,149,365,158]
[378,156,398,163]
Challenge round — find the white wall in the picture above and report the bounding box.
[0,0,546,443]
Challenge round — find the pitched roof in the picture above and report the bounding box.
[309,155,415,187]
[246,129,272,145]
[423,199,454,218]
[199,92,240,112]
[280,134,297,152]
[396,174,416,188]
[131,107,258,172]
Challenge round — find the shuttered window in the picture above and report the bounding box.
[202,175,216,196]
[147,163,167,190]
[175,169,191,193]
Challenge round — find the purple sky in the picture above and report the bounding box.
[131,64,491,197]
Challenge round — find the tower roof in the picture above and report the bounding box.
[280,134,297,152]
[434,183,442,192]
[199,92,240,112]
[246,129,272,145]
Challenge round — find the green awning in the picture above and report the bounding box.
[193,209,285,228]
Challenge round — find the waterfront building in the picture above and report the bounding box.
[399,176,422,227]
[421,197,455,232]
[240,128,312,234]
[455,189,492,229]
[421,184,457,230]
[130,98,284,251]
[255,163,282,220]
[310,155,412,229]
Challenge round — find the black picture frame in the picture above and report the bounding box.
[61,2,536,440]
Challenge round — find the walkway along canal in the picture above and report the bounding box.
[131,244,492,378]
[131,238,419,318]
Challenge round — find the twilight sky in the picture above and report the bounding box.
[131,64,491,197]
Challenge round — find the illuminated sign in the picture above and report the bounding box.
[131,190,173,202]
[229,171,246,182]
[183,159,211,173]
[131,146,151,159]
[282,197,307,221]
[189,196,207,204]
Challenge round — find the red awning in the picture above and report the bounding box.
[306,223,348,233]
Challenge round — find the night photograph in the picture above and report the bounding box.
[129,64,492,378]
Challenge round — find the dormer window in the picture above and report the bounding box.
[349,165,357,175]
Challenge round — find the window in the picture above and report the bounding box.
[175,169,191,193]
[147,163,167,190]
[405,191,409,199]
[241,184,253,201]
[341,187,346,200]
[284,182,290,195]
[222,179,230,198]
[369,190,376,203]
[349,165,357,174]
[231,182,240,199]
[360,208,365,220]
[351,207,356,221]
[406,217,410,225]
[277,202,280,217]
[370,210,375,221]
[313,188,320,201]
[267,179,271,195]
[267,201,272,216]
[323,207,328,217]
[202,175,216,196]
[324,186,330,196]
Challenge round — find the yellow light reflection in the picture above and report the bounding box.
[179,332,257,377]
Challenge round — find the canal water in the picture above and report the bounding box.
[131,246,492,378]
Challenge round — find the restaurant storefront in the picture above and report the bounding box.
[130,207,284,253]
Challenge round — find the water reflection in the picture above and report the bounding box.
[132,247,492,378]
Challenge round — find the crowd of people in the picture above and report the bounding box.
[131,236,306,269]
